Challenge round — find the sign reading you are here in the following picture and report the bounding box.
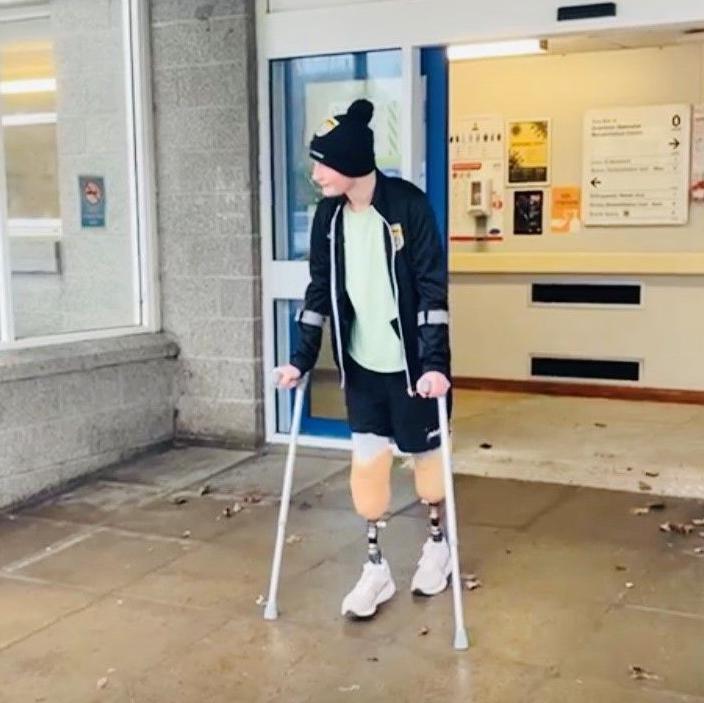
[582,104,691,226]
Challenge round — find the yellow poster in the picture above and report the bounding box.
[507,119,550,185]
[551,186,582,234]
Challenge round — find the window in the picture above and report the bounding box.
[0,0,154,346]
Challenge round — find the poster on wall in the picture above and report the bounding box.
[448,114,505,242]
[582,103,692,226]
[79,176,106,228]
[691,105,704,202]
[506,119,550,185]
[551,186,582,233]
[513,190,544,235]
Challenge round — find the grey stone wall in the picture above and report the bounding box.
[151,0,263,448]
[0,335,178,509]
[0,0,262,508]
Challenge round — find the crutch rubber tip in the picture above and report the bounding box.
[263,603,279,621]
[454,628,470,650]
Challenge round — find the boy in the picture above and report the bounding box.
[276,98,452,618]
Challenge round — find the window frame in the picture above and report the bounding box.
[0,0,160,351]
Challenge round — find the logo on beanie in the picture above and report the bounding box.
[315,117,339,137]
[390,223,405,251]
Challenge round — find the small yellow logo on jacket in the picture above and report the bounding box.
[390,223,405,251]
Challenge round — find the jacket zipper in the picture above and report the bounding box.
[328,204,346,389]
[376,210,414,396]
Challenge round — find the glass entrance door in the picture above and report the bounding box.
[267,49,404,440]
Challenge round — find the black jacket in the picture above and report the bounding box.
[290,170,450,394]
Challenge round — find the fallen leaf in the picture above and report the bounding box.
[461,573,482,591]
[629,665,661,681]
[286,534,303,545]
[299,501,312,511]
[181,530,191,539]
[96,677,109,690]
[255,594,266,606]
[243,493,263,505]
[172,496,188,505]
[638,482,652,492]
[199,484,212,496]
[479,442,492,450]
[595,422,607,428]
[659,522,694,535]
[339,685,361,693]
[631,502,666,516]
[625,582,635,589]
[418,626,430,636]
[223,503,243,519]
[366,656,379,663]
[644,471,659,478]
[615,565,628,572]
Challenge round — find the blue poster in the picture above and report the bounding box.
[79,175,106,227]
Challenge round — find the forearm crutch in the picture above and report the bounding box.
[421,383,470,650]
[438,393,470,650]
[264,372,309,621]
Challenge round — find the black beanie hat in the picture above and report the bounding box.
[309,99,376,177]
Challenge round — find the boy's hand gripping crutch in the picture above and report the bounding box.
[264,371,309,621]
[419,381,470,650]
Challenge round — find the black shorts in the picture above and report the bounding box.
[344,356,451,454]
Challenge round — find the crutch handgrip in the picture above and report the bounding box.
[272,367,305,390]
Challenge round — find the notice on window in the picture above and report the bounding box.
[582,104,691,226]
[79,176,106,228]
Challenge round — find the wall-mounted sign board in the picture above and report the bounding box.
[582,104,691,226]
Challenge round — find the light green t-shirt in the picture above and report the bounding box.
[343,204,405,373]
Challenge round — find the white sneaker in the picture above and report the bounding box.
[341,558,396,618]
[411,537,452,596]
